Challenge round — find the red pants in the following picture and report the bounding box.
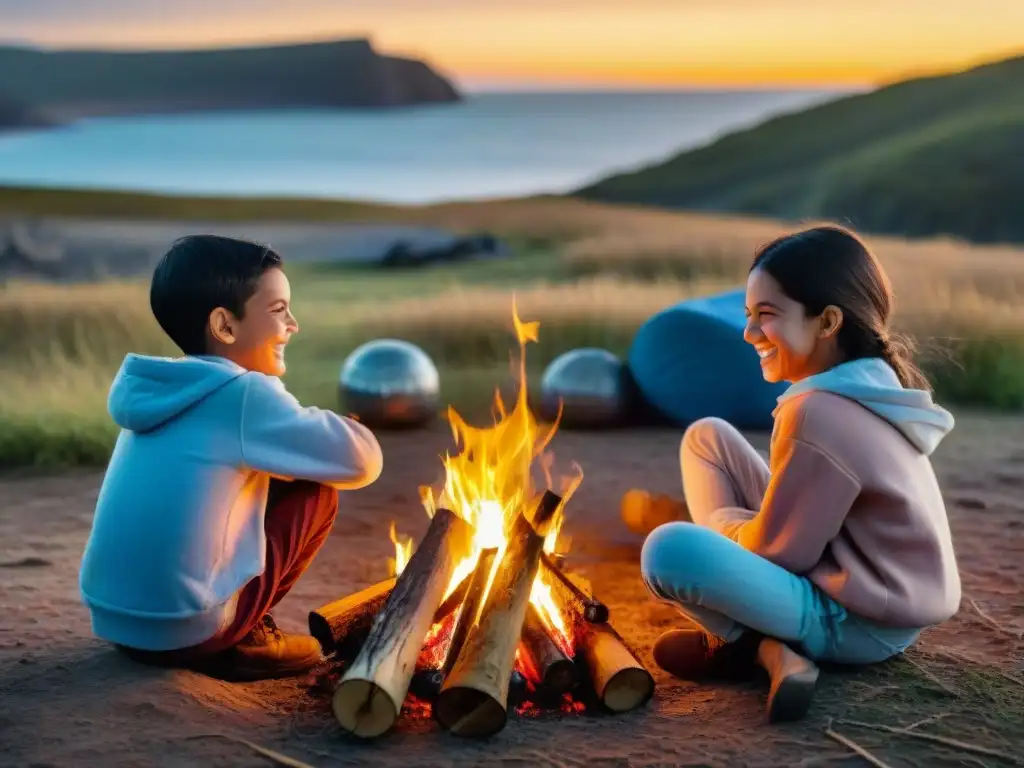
[119,479,338,664]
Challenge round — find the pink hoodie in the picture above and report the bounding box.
[711,358,961,628]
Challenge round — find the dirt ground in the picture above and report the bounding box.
[2,414,1023,768]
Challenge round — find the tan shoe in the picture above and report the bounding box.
[756,637,819,723]
[652,628,760,681]
[621,488,690,536]
[196,615,325,682]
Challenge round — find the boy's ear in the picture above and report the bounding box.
[819,305,844,339]
[208,307,237,345]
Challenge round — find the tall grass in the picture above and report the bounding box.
[3,198,1024,469]
[0,270,728,469]
[563,221,1024,409]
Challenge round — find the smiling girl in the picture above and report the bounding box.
[639,225,960,722]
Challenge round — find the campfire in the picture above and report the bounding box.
[309,301,654,739]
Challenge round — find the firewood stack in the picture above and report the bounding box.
[308,491,655,739]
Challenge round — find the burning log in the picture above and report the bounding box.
[441,547,499,675]
[308,578,395,657]
[576,621,654,713]
[435,510,546,737]
[309,571,473,657]
[519,603,577,694]
[546,552,567,571]
[332,507,472,739]
[531,489,563,533]
[433,572,473,622]
[539,552,610,624]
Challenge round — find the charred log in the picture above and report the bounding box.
[539,552,610,624]
[519,603,577,694]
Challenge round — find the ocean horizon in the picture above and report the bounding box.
[0,90,848,204]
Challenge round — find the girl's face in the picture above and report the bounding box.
[743,267,842,384]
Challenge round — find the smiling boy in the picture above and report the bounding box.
[79,235,383,682]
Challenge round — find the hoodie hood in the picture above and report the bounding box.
[775,357,954,455]
[108,354,248,433]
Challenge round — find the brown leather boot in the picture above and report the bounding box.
[621,489,691,536]
[194,615,325,682]
[652,628,760,681]
[756,637,819,723]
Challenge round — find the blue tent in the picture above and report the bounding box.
[627,288,787,431]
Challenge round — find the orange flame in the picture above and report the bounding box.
[388,521,414,577]
[400,296,584,647]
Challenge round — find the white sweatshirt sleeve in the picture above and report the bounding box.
[238,373,383,490]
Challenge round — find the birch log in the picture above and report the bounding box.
[332,507,471,738]
[435,511,544,737]
[577,621,654,713]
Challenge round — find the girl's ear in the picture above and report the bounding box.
[208,307,237,345]
[819,305,844,339]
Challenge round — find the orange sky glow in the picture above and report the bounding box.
[4,1,1022,89]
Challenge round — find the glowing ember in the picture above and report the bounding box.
[515,693,585,718]
[389,297,583,652]
[417,611,459,669]
[561,694,587,714]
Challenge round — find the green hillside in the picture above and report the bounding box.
[576,55,1024,243]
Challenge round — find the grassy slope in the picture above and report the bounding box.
[575,55,1024,243]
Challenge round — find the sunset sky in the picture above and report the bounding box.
[1,0,1021,89]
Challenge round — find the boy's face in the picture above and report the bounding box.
[208,267,298,376]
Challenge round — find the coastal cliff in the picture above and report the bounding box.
[0,38,461,124]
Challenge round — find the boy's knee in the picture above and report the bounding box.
[641,521,721,600]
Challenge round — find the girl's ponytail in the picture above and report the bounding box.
[879,332,930,392]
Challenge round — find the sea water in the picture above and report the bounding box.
[0,90,842,204]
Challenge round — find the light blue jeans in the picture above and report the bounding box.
[640,417,921,665]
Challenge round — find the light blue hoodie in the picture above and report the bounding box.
[775,357,955,455]
[79,354,383,652]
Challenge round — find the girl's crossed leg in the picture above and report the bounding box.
[641,418,919,675]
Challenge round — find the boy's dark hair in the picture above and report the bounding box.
[751,224,929,391]
[150,234,283,355]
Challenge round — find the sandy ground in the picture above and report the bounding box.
[2,415,1024,767]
